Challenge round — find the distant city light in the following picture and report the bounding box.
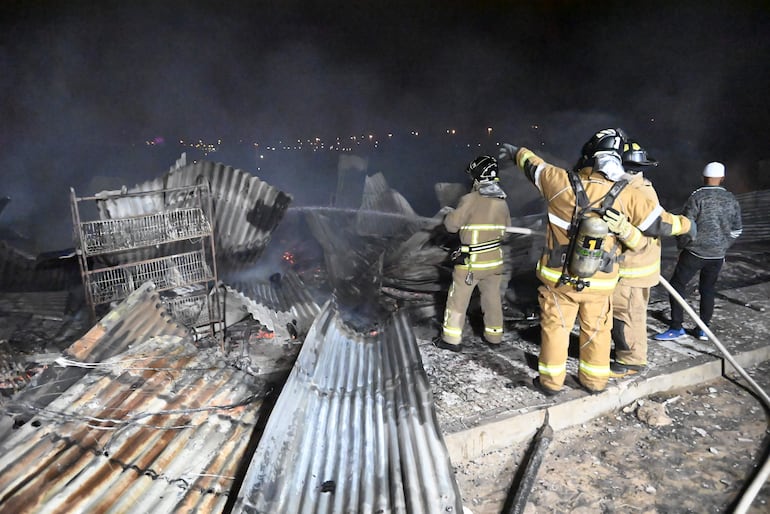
[147,125,530,157]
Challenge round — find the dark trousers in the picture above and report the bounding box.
[668,249,724,329]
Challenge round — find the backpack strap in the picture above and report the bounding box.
[567,170,590,210]
[600,179,629,211]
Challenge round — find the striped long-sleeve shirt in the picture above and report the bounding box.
[678,186,742,259]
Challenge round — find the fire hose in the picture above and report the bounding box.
[503,411,553,514]
[658,276,770,513]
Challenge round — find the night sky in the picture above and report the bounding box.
[2,0,770,251]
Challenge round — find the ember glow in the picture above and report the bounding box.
[282,251,295,265]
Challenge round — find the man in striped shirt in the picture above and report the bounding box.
[655,162,743,341]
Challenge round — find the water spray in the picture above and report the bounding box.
[287,206,544,236]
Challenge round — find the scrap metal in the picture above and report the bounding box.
[0,281,270,514]
[234,300,464,513]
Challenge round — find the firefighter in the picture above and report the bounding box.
[498,129,695,394]
[435,155,512,352]
[610,141,694,377]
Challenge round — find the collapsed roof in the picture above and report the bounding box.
[0,154,490,512]
[3,149,767,512]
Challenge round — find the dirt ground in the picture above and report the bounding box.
[453,359,770,514]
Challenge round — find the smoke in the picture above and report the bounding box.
[1,1,769,252]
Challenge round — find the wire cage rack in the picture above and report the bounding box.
[163,293,210,327]
[87,251,213,305]
[70,182,222,336]
[79,208,211,256]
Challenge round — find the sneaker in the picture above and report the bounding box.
[532,377,561,397]
[432,337,462,353]
[653,328,686,341]
[609,361,646,378]
[697,329,709,341]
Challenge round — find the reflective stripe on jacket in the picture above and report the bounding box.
[444,189,511,271]
[618,174,693,287]
[515,147,678,294]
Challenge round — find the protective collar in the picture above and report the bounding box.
[593,151,632,182]
[476,180,507,199]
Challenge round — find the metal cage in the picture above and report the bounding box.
[70,182,222,337]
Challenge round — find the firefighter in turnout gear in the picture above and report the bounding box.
[435,155,512,352]
[498,128,694,394]
[610,141,695,377]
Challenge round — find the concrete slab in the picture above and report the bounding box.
[421,281,770,463]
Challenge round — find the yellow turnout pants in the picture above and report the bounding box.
[537,283,613,392]
[611,283,650,366]
[442,266,504,345]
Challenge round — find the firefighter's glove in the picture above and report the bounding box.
[498,143,519,165]
[603,208,642,249]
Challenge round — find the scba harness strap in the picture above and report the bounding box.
[451,238,503,284]
[557,171,628,290]
[460,239,502,254]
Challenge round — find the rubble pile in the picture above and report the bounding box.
[0,153,768,513]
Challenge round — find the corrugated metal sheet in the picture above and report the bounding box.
[167,159,292,266]
[0,281,269,513]
[228,270,321,342]
[234,300,464,513]
[0,241,78,292]
[0,291,71,319]
[303,210,389,310]
[1,281,192,430]
[95,154,292,271]
[736,190,770,243]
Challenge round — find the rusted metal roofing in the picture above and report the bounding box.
[234,300,464,513]
[0,281,270,513]
[0,289,87,397]
[1,281,190,429]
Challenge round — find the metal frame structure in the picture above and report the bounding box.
[70,182,222,337]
